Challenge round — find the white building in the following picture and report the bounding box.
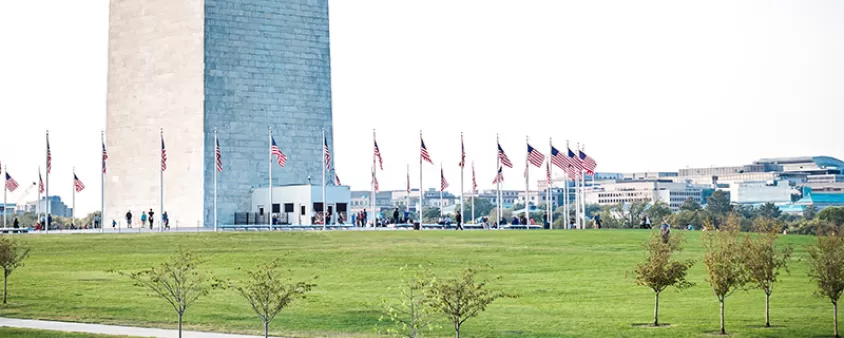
[728,181,792,205]
[251,184,349,225]
[585,180,703,211]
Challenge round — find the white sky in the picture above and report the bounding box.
[1,0,842,215]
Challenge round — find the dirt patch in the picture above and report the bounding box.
[631,323,673,328]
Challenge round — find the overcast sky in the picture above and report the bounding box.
[1,0,842,215]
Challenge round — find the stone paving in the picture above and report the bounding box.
[0,317,274,338]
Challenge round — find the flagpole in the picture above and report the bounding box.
[214,128,218,232]
[525,136,529,228]
[439,162,444,220]
[496,134,501,229]
[45,130,50,233]
[72,167,76,228]
[406,164,410,214]
[268,127,273,230]
[460,132,464,227]
[548,137,553,229]
[471,161,475,225]
[419,131,424,228]
[159,128,164,232]
[322,128,327,231]
[371,129,376,227]
[36,166,41,229]
[101,130,105,233]
[3,165,6,228]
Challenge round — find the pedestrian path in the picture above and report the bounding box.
[0,317,274,338]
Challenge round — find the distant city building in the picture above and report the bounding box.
[728,181,793,205]
[584,180,703,211]
[23,196,72,217]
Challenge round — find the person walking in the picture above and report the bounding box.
[392,207,399,225]
[126,210,133,228]
[162,211,170,230]
[140,211,147,229]
[94,213,100,229]
[112,219,117,229]
[455,210,463,231]
[13,218,19,229]
[148,209,155,229]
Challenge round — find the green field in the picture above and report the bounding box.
[0,327,136,337]
[0,230,833,337]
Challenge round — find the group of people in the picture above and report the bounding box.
[124,209,169,229]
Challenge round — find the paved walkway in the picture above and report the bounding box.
[0,317,274,338]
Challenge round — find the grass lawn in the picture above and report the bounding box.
[0,327,138,337]
[0,230,833,337]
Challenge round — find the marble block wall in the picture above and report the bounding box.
[106,0,333,227]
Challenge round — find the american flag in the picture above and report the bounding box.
[566,165,577,180]
[459,136,466,168]
[271,137,287,167]
[74,174,85,192]
[440,168,449,191]
[334,171,341,186]
[372,171,379,192]
[471,162,478,192]
[374,140,384,170]
[215,138,223,172]
[546,160,551,184]
[579,150,597,174]
[550,146,567,170]
[102,142,108,174]
[161,137,168,171]
[38,172,44,194]
[46,137,52,174]
[323,136,331,171]
[492,166,504,184]
[567,148,584,172]
[527,144,545,167]
[406,170,411,193]
[497,144,513,168]
[5,173,19,192]
[420,137,433,164]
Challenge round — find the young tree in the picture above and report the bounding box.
[633,231,694,326]
[0,237,30,304]
[703,214,748,335]
[679,197,702,212]
[705,190,732,216]
[428,268,513,338]
[742,218,793,327]
[379,265,439,338]
[114,249,212,338]
[807,226,844,338]
[220,261,315,338]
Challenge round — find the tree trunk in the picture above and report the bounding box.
[720,298,726,335]
[653,292,660,326]
[455,322,461,338]
[835,301,839,338]
[765,292,771,328]
[178,312,183,338]
[3,272,7,304]
[264,320,269,338]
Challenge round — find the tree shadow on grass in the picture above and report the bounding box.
[631,323,673,328]
[702,331,734,336]
[745,324,784,329]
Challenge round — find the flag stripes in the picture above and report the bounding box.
[160,137,168,171]
[271,137,287,167]
[74,174,85,192]
[492,166,504,184]
[374,140,384,170]
[5,173,19,192]
[102,142,108,174]
[550,146,567,170]
[420,138,433,164]
[497,144,513,168]
[215,138,223,172]
[323,136,331,171]
[527,144,545,167]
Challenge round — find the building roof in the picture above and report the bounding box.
[756,156,844,169]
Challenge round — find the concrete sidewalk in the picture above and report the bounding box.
[0,317,274,338]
